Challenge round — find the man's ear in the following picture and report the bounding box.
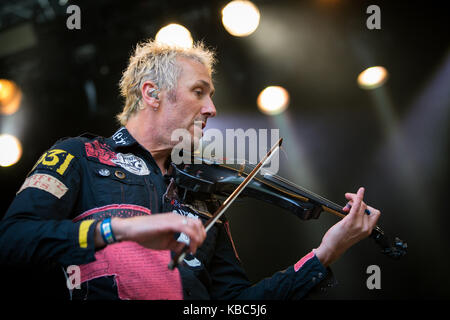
[141,81,160,109]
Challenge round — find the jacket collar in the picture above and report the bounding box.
[108,126,138,149]
[108,127,171,176]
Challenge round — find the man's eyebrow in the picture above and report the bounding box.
[194,80,215,96]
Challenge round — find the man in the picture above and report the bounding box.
[0,39,380,299]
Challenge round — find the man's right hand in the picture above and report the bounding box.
[94,213,206,255]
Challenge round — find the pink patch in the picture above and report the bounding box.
[72,204,151,222]
[79,241,183,300]
[294,251,315,272]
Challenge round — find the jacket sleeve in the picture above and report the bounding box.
[0,138,97,267]
[208,221,330,300]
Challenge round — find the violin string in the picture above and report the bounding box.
[270,174,343,210]
[202,155,344,212]
[241,159,344,211]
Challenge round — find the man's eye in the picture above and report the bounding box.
[194,90,203,96]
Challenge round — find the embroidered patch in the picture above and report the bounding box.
[112,153,150,176]
[31,149,75,176]
[17,173,68,199]
[85,140,116,166]
[112,127,129,145]
[85,140,149,176]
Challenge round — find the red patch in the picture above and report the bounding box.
[79,241,183,300]
[85,140,117,165]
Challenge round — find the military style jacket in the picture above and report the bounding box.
[0,127,330,300]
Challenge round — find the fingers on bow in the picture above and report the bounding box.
[175,215,207,254]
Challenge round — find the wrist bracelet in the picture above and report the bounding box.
[100,218,117,245]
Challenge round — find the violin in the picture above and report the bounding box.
[172,157,407,260]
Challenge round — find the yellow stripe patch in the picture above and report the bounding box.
[57,153,74,175]
[79,220,95,248]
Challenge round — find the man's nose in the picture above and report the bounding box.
[202,96,216,118]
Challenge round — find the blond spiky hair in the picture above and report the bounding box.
[116,39,216,125]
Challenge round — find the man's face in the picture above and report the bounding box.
[160,57,216,149]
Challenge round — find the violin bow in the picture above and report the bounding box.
[168,138,283,270]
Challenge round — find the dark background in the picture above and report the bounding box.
[0,0,448,300]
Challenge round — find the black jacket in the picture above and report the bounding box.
[0,127,329,300]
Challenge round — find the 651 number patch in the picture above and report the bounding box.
[31,149,75,176]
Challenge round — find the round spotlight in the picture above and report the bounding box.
[357,66,389,90]
[257,86,290,115]
[0,79,22,115]
[0,134,22,167]
[222,0,260,37]
[155,23,193,48]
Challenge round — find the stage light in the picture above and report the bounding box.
[357,66,389,90]
[155,24,193,48]
[257,86,289,115]
[0,79,22,115]
[222,0,260,37]
[0,134,22,167]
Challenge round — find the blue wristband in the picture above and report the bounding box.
[100,218,117,244]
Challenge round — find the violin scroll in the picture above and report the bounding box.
[370,227,407,259]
